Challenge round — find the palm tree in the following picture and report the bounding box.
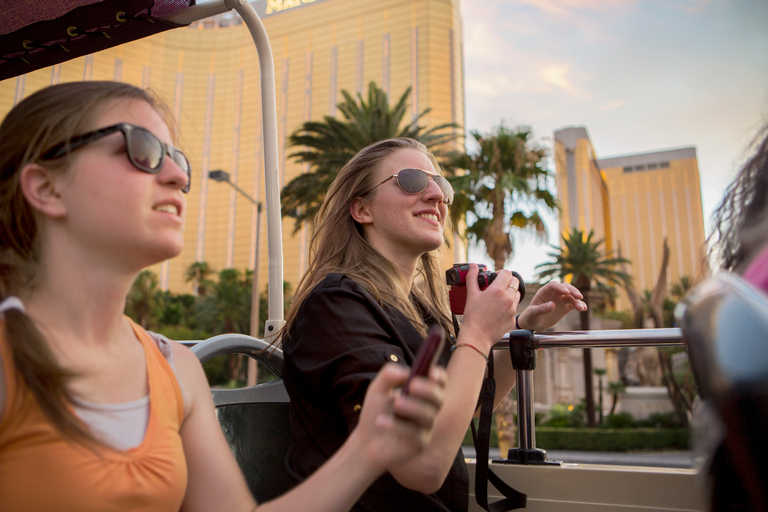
[197,268,253,383]
[607,380,626,416]
[125,270,159,329]
[185,261,213,296]
[664,275,693,327]
[447,124,556,270]
[447,124,556,448]
[594,367,607,424]
[535,228,631,427]
[670,275,693,302]
[197,268,252,335]
[281,81,460,232]
[661,273,697,427]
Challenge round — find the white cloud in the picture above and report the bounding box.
[598,100,625,111]
[675,0,711,15]
[540,65,592,101]
[514,0,636,16]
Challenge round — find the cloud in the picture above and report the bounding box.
[598,100,625,111]
[540,65,592,101]
[514,0,636,16]
[675,0,711,15]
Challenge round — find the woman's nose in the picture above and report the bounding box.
[423,177,447,203]
[158,153,189,192]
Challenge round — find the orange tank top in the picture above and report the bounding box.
[0,318,188,512]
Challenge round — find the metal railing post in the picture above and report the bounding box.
[496,328,684,465]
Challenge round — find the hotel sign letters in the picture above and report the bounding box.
[265,0,319,15]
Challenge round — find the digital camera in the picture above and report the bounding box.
[446,263,525,315]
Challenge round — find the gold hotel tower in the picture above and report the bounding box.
[553,127,706,311]
[0,0,465,294]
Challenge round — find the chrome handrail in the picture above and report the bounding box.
[186,328,686,462]
[493,328,684,462]
[494,328,683,350]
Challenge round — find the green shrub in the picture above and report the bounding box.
[153,325,210,342]
[543,417,571,428]
[463,416,500,448]
[201,355,230,386]
[536,427,689,452]
[201,356,279,388]
[598,309,634,329]
[602,413,636,429]
[636,412,683,429]
[538,401,587,428]
[463,425,689,452]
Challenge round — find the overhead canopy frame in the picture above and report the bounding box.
[0,0,195,81]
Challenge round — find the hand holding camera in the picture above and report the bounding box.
[446,263,525,315]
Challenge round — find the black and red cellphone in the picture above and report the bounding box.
[402,324,446,395]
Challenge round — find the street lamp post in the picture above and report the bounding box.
[209,170,263,385]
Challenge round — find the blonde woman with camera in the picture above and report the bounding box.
[280,137,585,511]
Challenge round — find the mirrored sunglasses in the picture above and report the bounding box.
[371,168,454,205]
[42,123,192,193]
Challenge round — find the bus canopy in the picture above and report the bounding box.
[0,0,194,81]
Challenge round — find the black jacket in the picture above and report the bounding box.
[282,273,468,512]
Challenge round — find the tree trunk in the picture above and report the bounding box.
[658,350,691,427]
[618,244,645,328]
[580,308,597,428]
[598,379,604,425]
[610,393,618,416]
[649,238,670,328]
[493,255,506,273]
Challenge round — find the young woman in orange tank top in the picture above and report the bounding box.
[0,81,446,512]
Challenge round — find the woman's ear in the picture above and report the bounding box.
[19,163,67,218]
[350,197,373,225]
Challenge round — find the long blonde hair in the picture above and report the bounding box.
[283,138,452,340]
[0,81,173,445]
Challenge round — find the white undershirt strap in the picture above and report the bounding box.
[0,296,25,315]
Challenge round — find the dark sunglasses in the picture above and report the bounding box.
[370,168,454,205]
[42,123,191,193]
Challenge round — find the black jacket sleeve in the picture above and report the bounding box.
[284,274,418,431]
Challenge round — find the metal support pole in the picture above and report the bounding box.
[166,0,286,341]
[500,330,559,465]
[229,0,285,340]
[246,202,262,386]
[516,370,535,451]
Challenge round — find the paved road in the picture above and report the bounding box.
[462,446,696,469]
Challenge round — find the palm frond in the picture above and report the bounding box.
[281,81,461,231]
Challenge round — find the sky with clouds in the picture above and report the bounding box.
[459,0,768,277]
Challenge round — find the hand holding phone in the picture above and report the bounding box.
[402,324,446,395]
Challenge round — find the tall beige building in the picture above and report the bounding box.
[0,0,465,295]
[554,127,706,310]
[553,127,612,251]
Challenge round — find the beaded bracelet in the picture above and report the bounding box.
[451,342,489,362]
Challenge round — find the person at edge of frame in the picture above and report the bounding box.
[700,124,768,512]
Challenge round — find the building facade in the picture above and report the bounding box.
[0,0,465,295]
[549,127,706,411]
[554,126,706,311]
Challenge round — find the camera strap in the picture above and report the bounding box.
[471,348,527,511]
